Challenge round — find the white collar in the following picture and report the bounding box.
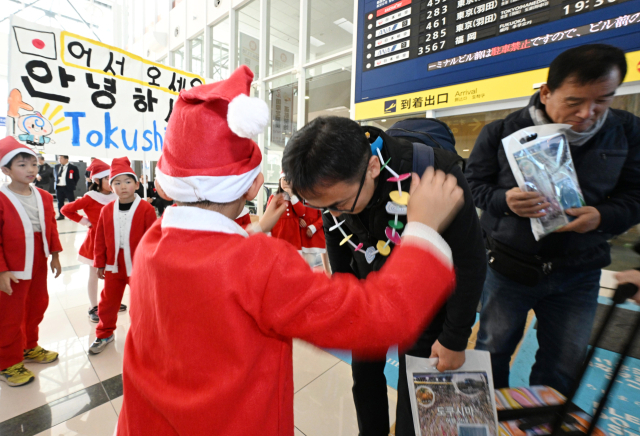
[161,206,249,237]
[85,190,117,205]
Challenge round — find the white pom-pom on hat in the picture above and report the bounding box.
[227,94,269,138]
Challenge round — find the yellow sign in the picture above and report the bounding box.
[355,50,640,121]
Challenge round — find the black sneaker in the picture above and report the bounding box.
[88,306,99,323]
[119,304,127,312]
[56,215,65,220]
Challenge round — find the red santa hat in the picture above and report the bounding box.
[0,136,38,167]
[87,159,111,182]
[109,156,138,184]
[155,65,268,203]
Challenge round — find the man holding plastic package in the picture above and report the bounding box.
[466,44,640,396]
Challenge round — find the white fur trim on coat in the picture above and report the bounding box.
[162,206,249,237]
[78,254,94,265]
[155,165,261,204]
[106,195,141,277]
[0,185,49,280]
[85,191,117,205]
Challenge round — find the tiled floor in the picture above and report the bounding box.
[1,217,636,435]
[0,218,368,436]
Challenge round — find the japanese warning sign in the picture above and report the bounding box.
[6,16,205,160]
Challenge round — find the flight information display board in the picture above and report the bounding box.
[356,0,640,106]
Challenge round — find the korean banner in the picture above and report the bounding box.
[6,16,205,160]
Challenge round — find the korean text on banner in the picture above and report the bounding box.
[6,16,205,160]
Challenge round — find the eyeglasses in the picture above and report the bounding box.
[302,164,368,213]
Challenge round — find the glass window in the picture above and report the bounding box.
[158,57,167,65]
[305,55,352,123]
[265,74,298,185]
[434,109,519,159]
[236,0,261,78]
[307,0,354,62]
[210,18,230,81]
[172,46,184,70]
[190,34,204,76]
[268,0,299,75]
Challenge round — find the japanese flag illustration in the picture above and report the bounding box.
[13,26,57,60]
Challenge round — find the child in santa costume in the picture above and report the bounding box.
[0,137,62,387]
[267,173,305,251]
[116,65,463,436]
[61,159,122,323]
[89,157,157,355]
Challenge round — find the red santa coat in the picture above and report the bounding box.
[300,206,326,253]
[268,194,305,251]
[61,191,117,264]
[234,207,252,229]
[117,206,456,436]
[0,185,62,280]
[93,195,157,277]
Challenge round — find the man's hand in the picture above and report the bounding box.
[430,340,466,372]
[97,268,105,280]
[146,197,153,203]
[555,207,601,233]
[0,271,19,296]
[614,270,640,304]
[258,193,288,233]
[299,218,307,228]
[407,167,464,233]
[50,253,62,278]
[506,187,549,218]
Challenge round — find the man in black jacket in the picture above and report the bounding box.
[54,155,79,219]
[466,44,640,396]
[282,116,486,436]
[35,155,53,192]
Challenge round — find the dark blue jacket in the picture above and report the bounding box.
[465,99,640,270]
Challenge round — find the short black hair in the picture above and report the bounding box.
[37,155,45,160]
[89,177,109,192]
[282,116,371,197]
[59,155,69,159]
[4,152,37,169]
[547,44,627,92]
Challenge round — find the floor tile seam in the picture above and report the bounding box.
[293,360,342,395]
[295,426,309,436]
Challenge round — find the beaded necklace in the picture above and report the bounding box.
[327,134,411,264]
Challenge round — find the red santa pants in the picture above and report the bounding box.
[96,251,129,339]
[0,233,49,370]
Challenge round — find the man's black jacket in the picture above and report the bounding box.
[36,163,53,190]
[322,127,486,352]
[465,99,640,270]
[55,163,80,190]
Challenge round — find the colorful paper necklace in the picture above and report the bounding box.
[328,135,410,264]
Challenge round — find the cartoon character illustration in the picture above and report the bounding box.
[7,89,56,150]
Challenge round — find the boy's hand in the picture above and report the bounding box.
[281,179,293,195]
[0,271,19,296]
[299,218,307,228]
[306,228,314,238]
[259,193,288,233]
[50,253,62,278]
[407,168,464,233]
[97,268,105,280]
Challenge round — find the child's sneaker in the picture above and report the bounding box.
[23,346,59,364]
[0,363,35,387]
[88,306,99,323]
[89,336,114,355]
[119,304,127,312]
